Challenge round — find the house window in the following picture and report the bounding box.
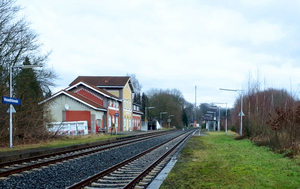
[108,115,111,128]
[97,119,102,127]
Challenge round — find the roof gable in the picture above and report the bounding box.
[69,76,134,93]
[66,81,121,101]
[70,76,130,87]
[39,90,106,111]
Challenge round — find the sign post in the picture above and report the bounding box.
[2,96,21,105]
[5,63,41,148]
[2,96,21,148]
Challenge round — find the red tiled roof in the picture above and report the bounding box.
[64,91,106,110]
[67,81,120,100]
[69,76,130,87]
[39,90,107,111]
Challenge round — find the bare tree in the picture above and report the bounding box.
[0,0,57,145]
[127,73,142,105]
[146,88,186,128]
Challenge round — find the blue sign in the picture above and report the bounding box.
[115,113,119,117]
[2,96,21,105]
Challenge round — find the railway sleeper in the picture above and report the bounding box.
[114,171,141,174]
[134,186,145,189]
[120,167,142,171]
[97,179,132,183]
[109,173,138,177]
[103,175,135,179]
[90,182,125,188]
[141,178,152,182]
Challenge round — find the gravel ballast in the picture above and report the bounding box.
[0,130,186,189]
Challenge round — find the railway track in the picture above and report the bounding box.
[68,129,196,189]
[0,129,195,188]
[0,130,174,178]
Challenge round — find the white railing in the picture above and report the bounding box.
[141,120,162,131]
[141,121,148,131]
[47,121,89,135]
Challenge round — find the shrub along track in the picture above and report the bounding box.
[0,129,193,189]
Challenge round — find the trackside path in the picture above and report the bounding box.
[160,132,300,189]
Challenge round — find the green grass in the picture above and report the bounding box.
[0,134,122,153]
[161,131,300,189]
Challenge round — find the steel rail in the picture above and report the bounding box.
[0,130,173,169]
[124,131,193,188]
[0,131,173,178]
[67,130,193,189]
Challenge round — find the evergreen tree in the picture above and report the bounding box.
[0,0,57,145]
[13,57,45,142]
[15,57,43,101]
[141,93,149,120]
[182,109,188,127]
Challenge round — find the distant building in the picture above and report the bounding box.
[132,103,143,130]
[41,76,141,133]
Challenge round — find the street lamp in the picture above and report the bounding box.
[9,64,42,148]
[213,102,228,135]
[168,115,174,129]
[145,106,155,121]
[159,112,167,128]
[220,88,244,136]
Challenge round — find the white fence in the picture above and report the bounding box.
[47,121,89,135]
[141,120,162,131]
[141,121,148,131]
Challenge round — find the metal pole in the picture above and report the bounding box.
[213,112,216,130]
[168,115,170,129]
[160,113,162,128]
[220,88,244,136]
[145,108,147,122]
[195,85,197,125]
[9,65,13,148]
[240,94,243,136]
[218,107,220,131]
[225,103,228,135]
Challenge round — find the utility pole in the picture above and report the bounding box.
[220,88,244,136]
[195,85,197,127]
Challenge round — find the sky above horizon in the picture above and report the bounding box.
[17,0,300,108]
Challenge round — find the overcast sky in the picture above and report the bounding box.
[17,0,300,108]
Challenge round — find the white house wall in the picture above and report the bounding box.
[48,95,104,122]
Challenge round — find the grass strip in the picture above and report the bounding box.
[161,131,300,189]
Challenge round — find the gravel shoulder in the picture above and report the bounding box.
[0,130,161,163]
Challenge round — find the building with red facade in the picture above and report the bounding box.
[41,76,143,134]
